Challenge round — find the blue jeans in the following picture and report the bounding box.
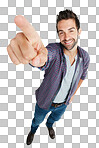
[31,103,67,134]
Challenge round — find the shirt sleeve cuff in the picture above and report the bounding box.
[80,75,86,80]
[29,47,53,71]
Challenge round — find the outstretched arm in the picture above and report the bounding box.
[7,15,48,67]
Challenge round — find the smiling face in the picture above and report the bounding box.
[57,19,81,51]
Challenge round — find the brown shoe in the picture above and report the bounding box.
[47,127,55,139]
[26,131,34,145]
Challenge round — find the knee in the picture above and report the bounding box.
[54,116,61,121]
[51,113,62,122]
[32,116,45,126]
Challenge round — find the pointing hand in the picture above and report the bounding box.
[7,15,48,67]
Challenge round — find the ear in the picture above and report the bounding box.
[78,28,82,36]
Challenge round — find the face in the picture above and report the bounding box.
[57,19,81,51]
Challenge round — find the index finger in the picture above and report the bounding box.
[14,15,42,46]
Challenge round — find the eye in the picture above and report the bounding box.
[59,32,64,35]
[70,30,74,33]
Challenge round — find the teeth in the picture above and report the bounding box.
[65,40,72,44]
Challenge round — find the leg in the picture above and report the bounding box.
[26,103,49,145]
[31,103,48,134]
[46,104,67,128]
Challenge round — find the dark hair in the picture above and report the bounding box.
[56,9,80,33]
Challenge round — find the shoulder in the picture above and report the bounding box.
[46,42,61,51]
[78,46,90,63]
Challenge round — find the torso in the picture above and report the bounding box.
[63,48,77,66]
[69,57,75,66]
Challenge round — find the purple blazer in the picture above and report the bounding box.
[30,43,90,110]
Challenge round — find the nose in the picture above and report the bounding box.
[64,32,70,41]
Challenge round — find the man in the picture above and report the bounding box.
[7,9,90,145]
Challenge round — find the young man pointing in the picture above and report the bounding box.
[7,9,90,145]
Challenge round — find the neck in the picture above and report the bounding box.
[63,45,78,58]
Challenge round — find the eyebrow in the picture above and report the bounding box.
[68,27,75,30]
[58,30,63,33]
[58,27,75,33]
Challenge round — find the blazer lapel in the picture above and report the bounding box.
[70,56,83,91]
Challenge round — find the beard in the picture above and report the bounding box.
[60,36,78,51]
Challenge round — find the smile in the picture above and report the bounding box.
[64,40,73,45]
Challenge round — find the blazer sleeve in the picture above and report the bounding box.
[80,53,90,80]
[29,43,57,71]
